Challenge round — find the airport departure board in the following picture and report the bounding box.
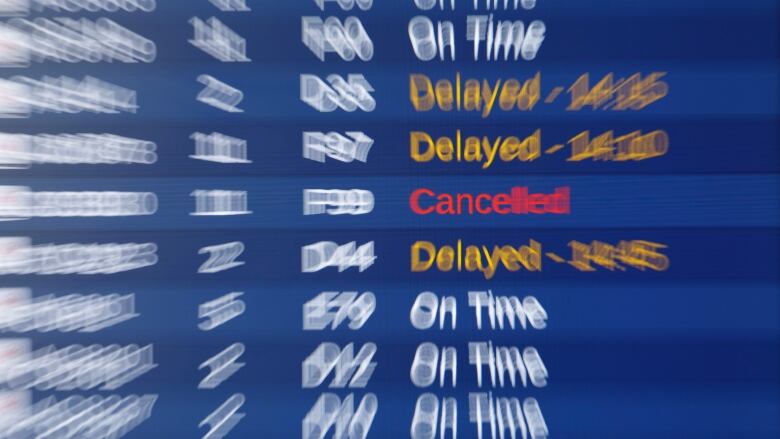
[0,1,779,438]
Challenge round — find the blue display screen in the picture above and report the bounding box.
[0,1,778,438]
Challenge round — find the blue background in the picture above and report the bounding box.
[1,0,779,438]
